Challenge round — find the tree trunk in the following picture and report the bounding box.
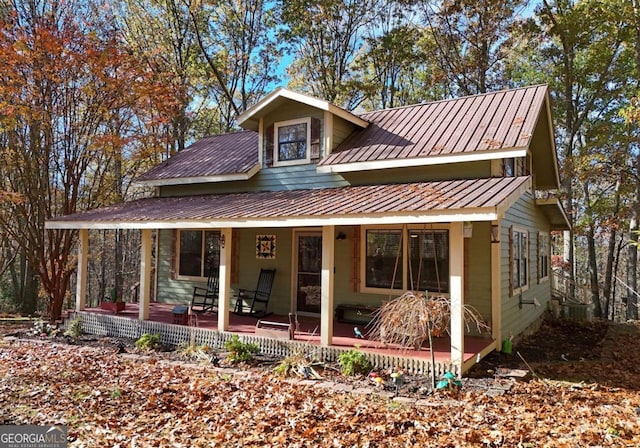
[602,178,621,319]
[583,182,601,317]
[613,236,626,320]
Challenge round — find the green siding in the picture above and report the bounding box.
[465,222,492,332]
[499,191,552,340]
[344,161,491,185]
[234,228,293,315]
[156,229,204,304]
[159,164,349,197]
[264,102,324,127]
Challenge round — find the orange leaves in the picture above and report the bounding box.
[1,338,640,446]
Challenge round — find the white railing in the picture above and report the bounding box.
[64,311,460,376]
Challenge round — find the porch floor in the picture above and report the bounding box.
[84,302,495,365]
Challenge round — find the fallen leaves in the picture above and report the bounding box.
[0,328,639,447]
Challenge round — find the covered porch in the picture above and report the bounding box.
[74,302,496,375]
[47,177,530,375]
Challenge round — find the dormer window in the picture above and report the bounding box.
[274,118,311,166]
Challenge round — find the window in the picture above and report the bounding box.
[538,232,550,281]
[364,227,449,293]
[503,156,530,177]
[503,158,514,176]
[178,230,220,278]
[511,227,528,291]
[274,118,311,166]
[366,229,403,290]
[409,230,449,293]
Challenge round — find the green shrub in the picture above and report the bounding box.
[63,317,83,338]
[223,335,259,364]
[135,333,161,351]
[338,349,371,376]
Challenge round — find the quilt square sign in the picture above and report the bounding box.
[256,234,276,259]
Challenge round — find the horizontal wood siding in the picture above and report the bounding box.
[465,221,492,333]
[234,227,293,315]
[500,191,551,340]
[159,164,349,196]
[263,102,324,127]
[156,229,205,304]
[343,161,491,186]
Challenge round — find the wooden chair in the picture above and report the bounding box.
[191,269,219,312]
[233,268,276,317]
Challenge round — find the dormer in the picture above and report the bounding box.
[237,88,368,169]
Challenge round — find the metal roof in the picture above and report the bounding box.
[136,131,259,184]
[46,177,531,229]
[319,85,548,167]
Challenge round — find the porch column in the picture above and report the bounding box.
[75,228,88,312]
[449,221,465,375]
[491,222,502,349]
[138,229,152,320]
[321,225,335,346]
[218,227,232,331]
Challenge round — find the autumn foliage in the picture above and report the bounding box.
[0,2,176,320]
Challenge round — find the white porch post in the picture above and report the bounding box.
[491,222,502,349]
[75,228,88,312]
[138,229,152,320]
[321,225,335,346]
[450,221,465,375]
[218,227,232,331]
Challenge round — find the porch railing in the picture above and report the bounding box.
[64,311,460,376]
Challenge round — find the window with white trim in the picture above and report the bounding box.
[363,227,449,294]
[538,232,550,281]
[511,227,528,291]
[177,230,220,278]
[274,117,311,166]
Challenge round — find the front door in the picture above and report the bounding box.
[294,231,322,315]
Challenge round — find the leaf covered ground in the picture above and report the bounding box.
[0,319,639,447]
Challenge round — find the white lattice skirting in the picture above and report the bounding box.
[65,311,459,376]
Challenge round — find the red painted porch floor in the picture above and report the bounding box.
[84,302,495,365]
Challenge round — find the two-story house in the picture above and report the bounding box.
[47,85,569,374]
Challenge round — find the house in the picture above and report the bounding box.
[46,85,569,374]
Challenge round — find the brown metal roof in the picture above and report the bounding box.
[319,85,548,167]
[137,131,258,183]
[47,177,530,229]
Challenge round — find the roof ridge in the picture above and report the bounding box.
[358,84,548,117]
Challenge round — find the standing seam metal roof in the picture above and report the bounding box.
[47,177,530,227]
[136,131,258,182]
[318,85,548,167]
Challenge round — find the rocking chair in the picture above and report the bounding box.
[191,268,219,312]
[233,268,276,318]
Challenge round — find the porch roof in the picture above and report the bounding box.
[45,176,531,230]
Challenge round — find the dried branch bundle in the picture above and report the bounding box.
[367,291,490,350]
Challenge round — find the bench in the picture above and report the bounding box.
[334,304,378,324]
[255,313,297,340]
